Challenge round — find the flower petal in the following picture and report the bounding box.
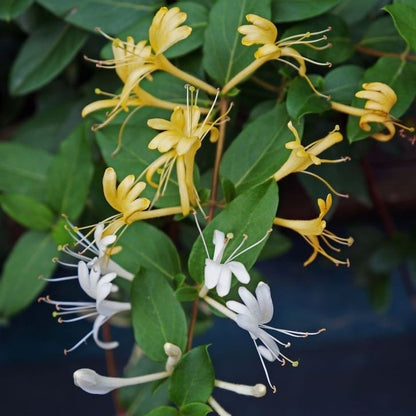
[238,286,262,322]
[227,261,250,284]
[216,265,232,297]
[255,282,273,323]
[204,259,221,289]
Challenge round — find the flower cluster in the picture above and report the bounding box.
[35,5,414,416]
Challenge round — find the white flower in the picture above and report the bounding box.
[53,220,134,281]
[195,213,271,297]
[73,342,181,394]
[226,282,325,391]
[39,261,131,353]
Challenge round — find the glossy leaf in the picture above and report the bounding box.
[170,345,214,407]
[37,0,160,33]
[0,142,52,200]
[144,407,179,416]
[45,123,94,219]
[0,194,55,231]
[271,0,341,22]
[347,57,416,142]
[384,3,416,52]
[0,0,33,21]
[220,104,302,192]
[331,0,380,24]
[359,16,408,54]
[324,65,364,103]
[286,75,331,119]
[9,21,87,95]
[115,221,182,280]
[0,231,56,319]
[188,180,278,283]
[203,0,271,85]
[180,402,212,416]
[131,269,187,362]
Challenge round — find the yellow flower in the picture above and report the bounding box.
[273,122,349,197]
[273,194,354,266]
[331,82,414,142]
[102,167,151,236]
[149,7,192,54]
[146,88,222,216]
[101,168,183,236]
[222,14,331,95]
[82,6,216,129]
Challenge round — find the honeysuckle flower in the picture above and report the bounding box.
[215,379,266,398]
[51,219,133,281]
[273,121,349,197]
[195,213,272,297]
[82,7,216,130]
[331,82,414,142]
[222,14,331,95]
[73,342,181,394]
[39,261,131,353]
[145,88,224,215]
[273,194,354,266]
[226,282,325,391]
[101,167,182,236]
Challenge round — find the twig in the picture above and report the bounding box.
[186,97,230,351]
[102,322,126,415]
[354,44,416,61]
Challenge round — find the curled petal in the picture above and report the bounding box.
[92,315,119,350]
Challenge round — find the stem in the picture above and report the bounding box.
[156,54,218,95]
[186,97,230,351]
[361,156,416,309]
[208,98,229,221]
[354,44,416,61]
[102,323,125,416]
[222,57,268,95]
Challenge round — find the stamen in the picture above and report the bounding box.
[228,229,272,262]
[193,210,210,258]
[301,170,349,198]
[252,338,276,392]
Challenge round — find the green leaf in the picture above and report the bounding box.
[175,286,198,302]
[170,345,214,407]
[220,104,302,193]
[271,0,341,22]
[9,21,87,95]
[145,407,179,416]
[331,0,380,24]
[11,100,83,153]
[131,269,187,362]
[0,194,55,231]
[0,142,52,200]
[180,402,212,416]
[188,180,278,283]
[115,221,182,280]
[0,0,33,21]
[286,75,331,119]
[37,0,161,33]
[324,65,364,103]
[45,123,94,219]
[120,354,169,416]
[0,231,56,319]
[359,16,408,54]
[347,57,416,142]
[384,3,416,52]
[203,0,271,86]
